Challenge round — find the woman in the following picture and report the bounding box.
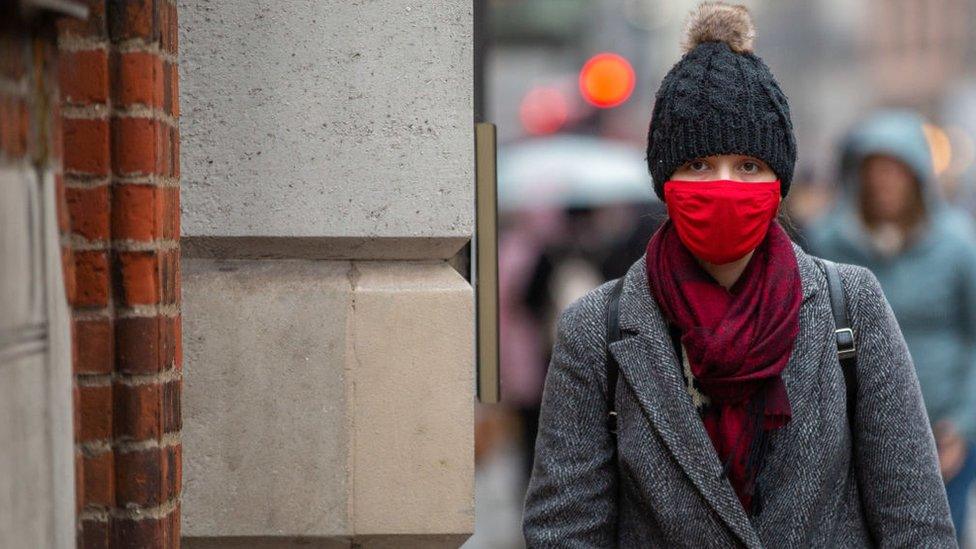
[521,3,955,547]
[808,110,976,543]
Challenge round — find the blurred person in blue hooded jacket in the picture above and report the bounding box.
[808,110,976,539]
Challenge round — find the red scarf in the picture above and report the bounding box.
[645,219,802,511]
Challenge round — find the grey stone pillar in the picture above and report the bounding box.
[178,2,474,547]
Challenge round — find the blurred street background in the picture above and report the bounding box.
[471,1,976,547]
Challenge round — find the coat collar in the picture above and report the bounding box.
[608,241,822,548]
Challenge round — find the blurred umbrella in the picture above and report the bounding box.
[498,135,656,211]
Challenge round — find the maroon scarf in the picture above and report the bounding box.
[645,219,802,511]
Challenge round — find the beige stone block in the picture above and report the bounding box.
[182,259,474,544]
[181,259,353,537]
[349,261,475,536]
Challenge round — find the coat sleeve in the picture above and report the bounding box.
[522,294,618,548]
[846,266,957,545]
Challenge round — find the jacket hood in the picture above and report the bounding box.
[837,109,943,214]
[812,110,970,260]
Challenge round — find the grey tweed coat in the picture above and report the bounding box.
[522,243,956,548]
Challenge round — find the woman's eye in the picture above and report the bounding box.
[689,160,708,171]
[741,161,759,173]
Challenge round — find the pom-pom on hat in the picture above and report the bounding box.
[681,2,755,54]
[645,2,796,199]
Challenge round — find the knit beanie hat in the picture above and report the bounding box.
[645,2,797,199]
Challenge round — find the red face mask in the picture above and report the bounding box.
[663,179,781,265]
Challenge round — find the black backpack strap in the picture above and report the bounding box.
[818,258,876,544]
[605,276,626,440]
[819,258,858,423]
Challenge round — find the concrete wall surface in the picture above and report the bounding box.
[179,0,473,260]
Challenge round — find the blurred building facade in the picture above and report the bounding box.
[488,0,976,182]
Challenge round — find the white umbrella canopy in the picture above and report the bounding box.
[497,134,657,211]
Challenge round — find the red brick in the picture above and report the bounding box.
[112,515,165,548]
[72,383,82,442]
[116,447,164,506]
[1,98,28,159]
[74,250,110,308]
[113,381,161,441]
[111,117,158,176]
[108,0,158,42]
[171,126,180,178]
[156,0,169,48]
[161,186,179,239]
[160,248,178,305]
[49,99,62,161]
[1,97,13,157]
[163,61,179,117]
[114,51,163,108]
[81,517,111,549]
[18,100,29,158]
[112,184,159,241]
[169,3,179,56]
[163,315,178,371]
[62,246,77,306]
[1,97,28,159]
[159,123,172,176]
[75,449,84,515]
[83,450,115,507]
[59,49,109,105]
[69,316,78,363]
[78,384,112,442]
[162,380,181,434]
[63,118,110,175]
[166,444,182,499]
[66,185,110,241]
[116,316,176,374]
[55,174,70,233]
[75,318,114,375]
[167,503,180,549]
[117,250,159,305]
[57,0,107,39]
[173,315,182,371]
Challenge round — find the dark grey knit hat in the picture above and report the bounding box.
[646,2,796,199]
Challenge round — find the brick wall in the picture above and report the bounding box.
[57,1,182,546]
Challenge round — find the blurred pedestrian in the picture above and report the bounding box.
[808,109,976,543]
[522,3,955,547]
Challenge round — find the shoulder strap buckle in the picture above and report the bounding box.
[819,258,858,363]
[835,327,856,360]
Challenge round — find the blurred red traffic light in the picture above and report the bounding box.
[579,53,635,108]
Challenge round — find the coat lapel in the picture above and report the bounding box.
[750,243,833,529]
[608,243,820,548]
